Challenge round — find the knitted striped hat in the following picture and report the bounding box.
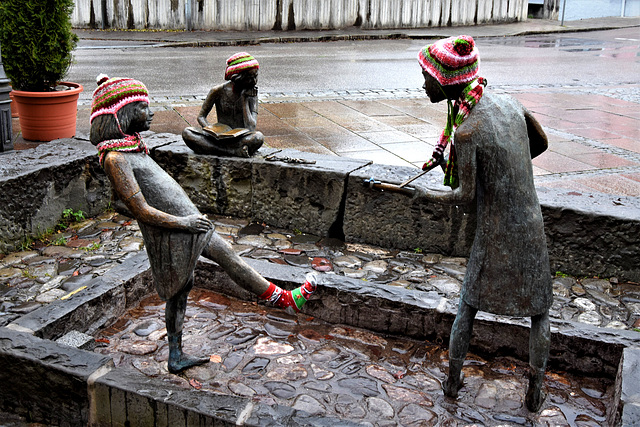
[91,75,150,123]
[418,35,479,86]
[224,52,259,80]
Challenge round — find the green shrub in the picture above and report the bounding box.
[0,0,78,91]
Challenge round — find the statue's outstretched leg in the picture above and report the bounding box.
[202,233,317,314]
[165,278,209,374]
[526,311,550,412]
[444,299,477,397]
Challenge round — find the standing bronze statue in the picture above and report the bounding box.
[414,36,552,412]
[182,52,264,157]
[90,75,316,374]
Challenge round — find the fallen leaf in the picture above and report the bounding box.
[95,338,110,344]
[189,379,202,389]
[210,354,222,363]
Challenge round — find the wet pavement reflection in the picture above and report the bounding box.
[95,288,613,426]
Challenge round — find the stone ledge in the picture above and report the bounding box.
[0,327,113,425]
[0,138,110,253]
[9,251,154,340]
[1,135,639,281]
[91,367,363,426]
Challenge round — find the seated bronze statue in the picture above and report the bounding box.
[414,36,552,412]
[182,52,264,157]
[90,75,316,374]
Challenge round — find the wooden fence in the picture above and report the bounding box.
[71,0,529,30]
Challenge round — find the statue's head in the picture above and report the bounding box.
[224,52,259,90]
[418,36,479,102]
[89,75,152,145]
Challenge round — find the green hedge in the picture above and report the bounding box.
[0,0,78,91]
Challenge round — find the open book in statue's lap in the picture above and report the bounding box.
[182,52,264,157]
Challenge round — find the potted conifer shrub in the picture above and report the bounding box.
[0,0,83,142]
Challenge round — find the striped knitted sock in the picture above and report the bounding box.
[259,273,318,315]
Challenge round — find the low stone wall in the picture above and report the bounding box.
[0,139,110,253]
[2,135,639,282]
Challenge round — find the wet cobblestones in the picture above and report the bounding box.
[0,212,637,425]
[95,288,613,426]
[2,212,639,332]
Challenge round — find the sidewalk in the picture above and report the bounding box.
[9,16,640,198]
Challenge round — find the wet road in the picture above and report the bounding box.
[68,28,640,101]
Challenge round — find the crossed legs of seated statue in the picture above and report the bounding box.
[182,126,264,157]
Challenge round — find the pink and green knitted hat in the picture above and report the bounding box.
[418,35,479,86]
[224,52,259,80]
[91,75,150,123]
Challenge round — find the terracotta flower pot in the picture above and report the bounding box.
[9,91,18,118]
[10,82,83,141]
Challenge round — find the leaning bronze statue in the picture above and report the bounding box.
[414,36,552,412]
[90,75,316,374]
[182,52,264,157]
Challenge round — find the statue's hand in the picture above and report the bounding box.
[183,214,213,233]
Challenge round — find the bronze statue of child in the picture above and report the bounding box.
[90,75,316,374]
[182,52,264,157]
[414,36,552,412]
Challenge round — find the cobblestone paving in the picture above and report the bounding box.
[96,289,613,426]
[0,212,637,425]
[75,82,640,106]
[2,213,639,332]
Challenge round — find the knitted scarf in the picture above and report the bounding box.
[422,77,487,188]
[96,133,148,167]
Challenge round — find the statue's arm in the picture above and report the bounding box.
[103,153,212,233]
[523,107,548,158]
[197,85,223,128]
[413,129,477,205]
[242,89,258,131]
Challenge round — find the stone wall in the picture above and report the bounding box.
[2,136,639,282]
[71,0,528,31]
[0,139,110,253]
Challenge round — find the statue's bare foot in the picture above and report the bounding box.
[443,372,464,397]
[525,370,547,412]
[168,353,209,374]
